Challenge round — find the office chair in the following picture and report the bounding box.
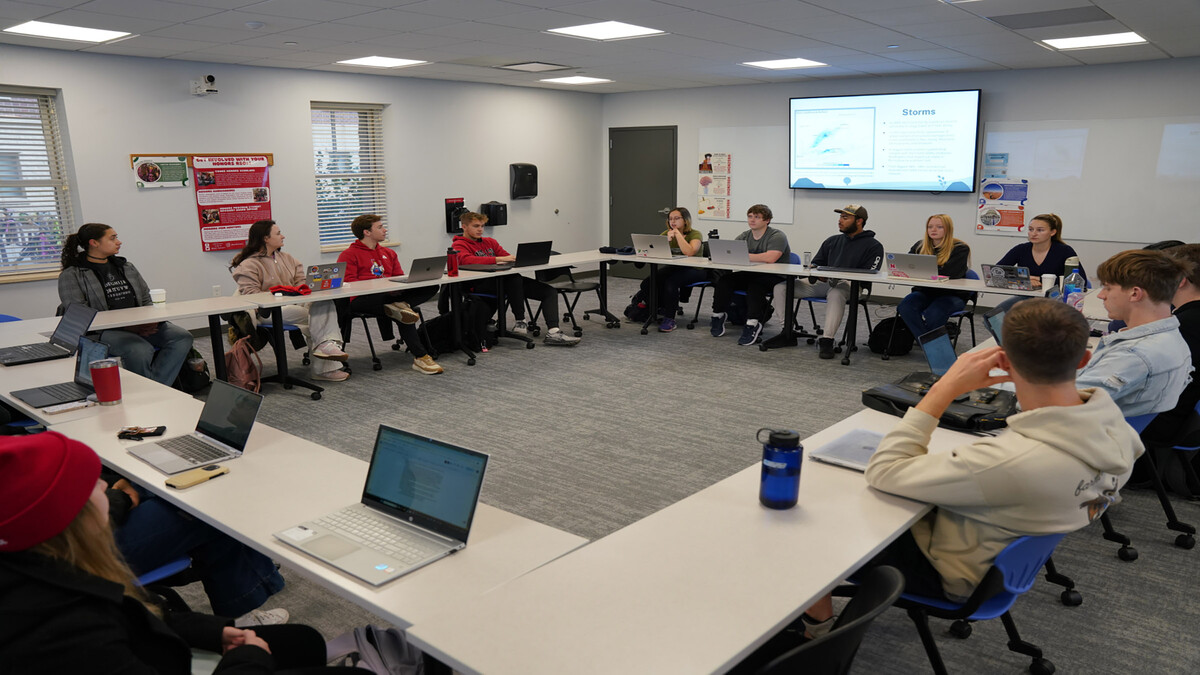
[337,299,428,372]
[1128,410,1198,549]
[0,314,19,322]
[896,533,1065,675]
[947,269,981,348]
[255,319,323,400]
[524,255,596,338]
[797,286,874,354]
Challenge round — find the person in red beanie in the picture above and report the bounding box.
[0,432,367,674]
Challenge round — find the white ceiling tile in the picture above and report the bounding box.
[144,22,260,42]
[184,9,319,32]
[397,0,536,21]
[1068,42,1171,64]
[0,1,62,21]
[81,42,186,57]
[163,0,262,9]
[165,50,250,63]
[0,32,90,48]
[700,0,836,25]
[225,0,376,22]
[36,7,171,32]
[13,0,91,8]
[331,9,459,31]
[70,0,222,22]
[270,22,395,42]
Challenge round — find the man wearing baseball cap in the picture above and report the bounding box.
[766,204,883,359]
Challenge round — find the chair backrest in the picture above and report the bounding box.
[964,269,980,303]
[0,314,20,322]
[993,533,1066,596]
[789,252,801,265]
[756,566,905,675]
[1125,413,1157,435]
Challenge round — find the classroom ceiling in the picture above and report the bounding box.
[1,0,1196,93]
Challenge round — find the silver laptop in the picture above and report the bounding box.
[886,252,942,281]
[808,428,885,472]
[708,238,762,266]
[981,264,1033,290]
[128,379,263,475]
[274,425,489,586]
[0,303,98,366]
[631,234,686,260]
[390,256,445,284]
[10,337,108,409]
[305,263,344,291]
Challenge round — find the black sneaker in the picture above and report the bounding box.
[818,338,835,359]
[738,322,763,346]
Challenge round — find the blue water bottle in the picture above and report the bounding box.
[758,428,802,509]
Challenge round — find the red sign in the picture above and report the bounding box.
[193,155,271,252]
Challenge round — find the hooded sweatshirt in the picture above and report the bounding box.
[864,387,1143,600]
[452,234,509,265]
[812,229,884,271]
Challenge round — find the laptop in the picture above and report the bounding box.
[631,234,686,260]
[459,240,553,272]
[981,264,1034,290]
[894,326,960,393]
[708,238,762,266]
[305,263,344,291]
[274,425,489,586]
[128,379,264,475]
[10,337,108,408]
[390,256,445,284]
[983,306,1007,345]
[0,303,98,366]
[808,428,885,472]
[886,252,944,281]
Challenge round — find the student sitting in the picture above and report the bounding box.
[57,223,193,385]
[1141,243,1200,444]
[230,220,350,382]
[895,214,971,338]
[1076,249,1193,417]
[797,299,1142,637]
[336,214,443,375]
[637,206,706,333]
[996,213,1085,288]
[451,211,580,346]
[709,204,790,346]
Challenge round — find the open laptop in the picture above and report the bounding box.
[128,379,264,475]
[983,306,1007,345]
[10,337,108,408]
[0,303,98,366]
[459,240,552,272]
[305,263,344,291]
[631,234,686,260]
[274,425,489,586]
[886,252,944,281]
[981,264,1034,290]
[390,256,445,284]
[708,238,762,266]
[895,326,960,392]
[808,428,885,472]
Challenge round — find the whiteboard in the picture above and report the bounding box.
[697,126,792,224]
[983,117,1200,244]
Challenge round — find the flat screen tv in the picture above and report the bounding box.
[789,89,981,193]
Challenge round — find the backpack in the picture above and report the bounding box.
[326,625,424,675]
[172,348,211,394]
[868,316,914,356]
[623,289,650,323]
[225,311,270,352]
[224,336,262,392]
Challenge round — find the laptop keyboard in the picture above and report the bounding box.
[159,435,230,465]
[317,506,445,564]
[39,382,91,400]
[1,343,67,359]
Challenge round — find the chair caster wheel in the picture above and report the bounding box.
[574,330,583,337]
[759,344,768,352]
[302,357,311,366]
[1117,545,1138,562]
[525,342,535,349]
[391,343,401,351]
[806,338,816,345]
[1175,533,1195,549]
[1060,589,1083,606]
[641,328,648,335]
[840,357,850,366]
[563,313,571,323]
[531,328,542,337]
[1030,657,1056,675]
[948,620,972,639]
[467,357,476,366]
[584,313,591,320]
[882,354,890,360]
[372,363,382,371]
[310,392,322,401]
[834,346,843,354]
[686,323,695,330]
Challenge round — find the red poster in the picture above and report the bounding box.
[193,155,271,252]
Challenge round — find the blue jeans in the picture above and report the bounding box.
[897,290,966,338]
[115,497,284,617]
[99,321,192,386]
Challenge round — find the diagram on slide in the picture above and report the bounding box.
[792,107,875,170]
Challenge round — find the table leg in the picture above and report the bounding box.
[641,263,658,335]
[493,276,533,348]
[585,260,621,328]
[258,307,324,398]
[208,313,227,381]
[843,280,861,366]
[449,280,477,366]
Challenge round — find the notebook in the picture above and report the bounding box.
[886,252,944,281]
[808,428,885,472]
[274,425,489,586]
[128,379,264,475]
[390,256,445,284]
[708,238,762,266]
[983,306,1007,345]
[0,303,98,366]
[459,240,552,272]
[981,264,1033,290]
[631,234,686,260]
[10,337,108,409]
[305,263,344,291]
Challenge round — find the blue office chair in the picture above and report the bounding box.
[0,314,20,322]
[797,286,875,353]
[727,252,800,333]
[136,555,193,586]
[895,533,1065,675]
[255,320,323,400]
[947,269,980,347]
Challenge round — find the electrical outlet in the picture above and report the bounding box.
[212,284,221,297]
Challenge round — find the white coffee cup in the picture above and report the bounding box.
[149,288,166,304]
[1041,274,1056,291]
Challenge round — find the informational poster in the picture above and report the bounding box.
[977,178,1029,235]
[132,155,189,188]
[193,155,271,252]
[698,151,731,218]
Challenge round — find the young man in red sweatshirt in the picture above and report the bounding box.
[451,211,580,346]
[336,214,443,374]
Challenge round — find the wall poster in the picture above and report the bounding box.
[698,151,731,219]
[977,178,1029,236]
[131,155,189,188]
[193,155,271,252]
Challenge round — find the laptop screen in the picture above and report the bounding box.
[918,327,958,378]
[74,337,109,386]
[52,304,98,351]
[362,425,488,542]
[195,380,263,452]
[984,307,1006,346]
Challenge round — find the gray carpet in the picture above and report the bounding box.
[179,276,1200,673]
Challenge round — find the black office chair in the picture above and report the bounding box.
[337,299,429,371]
[796,286,875,355]
[947,269,981,348]
[524,254,599,338]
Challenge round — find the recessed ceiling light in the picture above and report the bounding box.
[741,57,828,70]
[1042,31,1145,50]
[337,56,428,68]
[498,62,571,73]
[283,41,298,47]
[540,76,612,85]
[886,45,900,49]
[546,21,664,41]
[3,20,130,43]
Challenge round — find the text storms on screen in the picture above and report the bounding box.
[789,89,981,193]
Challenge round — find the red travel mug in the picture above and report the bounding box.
[446,247,459,277]
[89,358,123,405]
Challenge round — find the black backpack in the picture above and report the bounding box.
[868,316,914,356]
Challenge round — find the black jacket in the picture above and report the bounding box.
[907,239,973,301]
[813,229,885,291]
[0,551,273,674]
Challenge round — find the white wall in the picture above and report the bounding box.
[601,56,1200,300]
[0,45,603,321]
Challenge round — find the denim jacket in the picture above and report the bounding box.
[1076,316,1193,417]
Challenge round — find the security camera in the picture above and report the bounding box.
[204,75,216,85]
[190,75,218,96]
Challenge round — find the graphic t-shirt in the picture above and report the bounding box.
[85,260,139,310]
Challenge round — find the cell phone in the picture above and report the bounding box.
[165,464,229,489]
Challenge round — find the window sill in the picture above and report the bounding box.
[0,269,60,284]
[320,240,401,254]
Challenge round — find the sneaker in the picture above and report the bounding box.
[311,341,349,362]
[234,608,290,628]
[543,329,581,346]
[738,321,763,346]
[511,321,529,337]
[412,355,444,374]
[710,314,726,337]
[384,302,420,325]
[818,337,835,359]
[312,368,350,382]
[658,317,676,332]
[800,613,835,640]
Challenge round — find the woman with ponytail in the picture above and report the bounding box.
[896,214,972,337]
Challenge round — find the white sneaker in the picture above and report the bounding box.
[384,302,420,325]
[313,369,350,382]
[511,321,529,336]
[311,341,349,362]
[234,608,290,627]
[543,328,580,346]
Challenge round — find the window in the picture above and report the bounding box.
[0,87,76,279]
[311,102,386,251]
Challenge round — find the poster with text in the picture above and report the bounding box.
[193,155,271,252]
[698,151,731,218]
[133,155,189,188]
[977,178,1028,235]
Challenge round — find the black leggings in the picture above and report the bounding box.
[225,624,369,673]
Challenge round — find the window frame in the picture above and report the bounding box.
[311,102,390,253]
